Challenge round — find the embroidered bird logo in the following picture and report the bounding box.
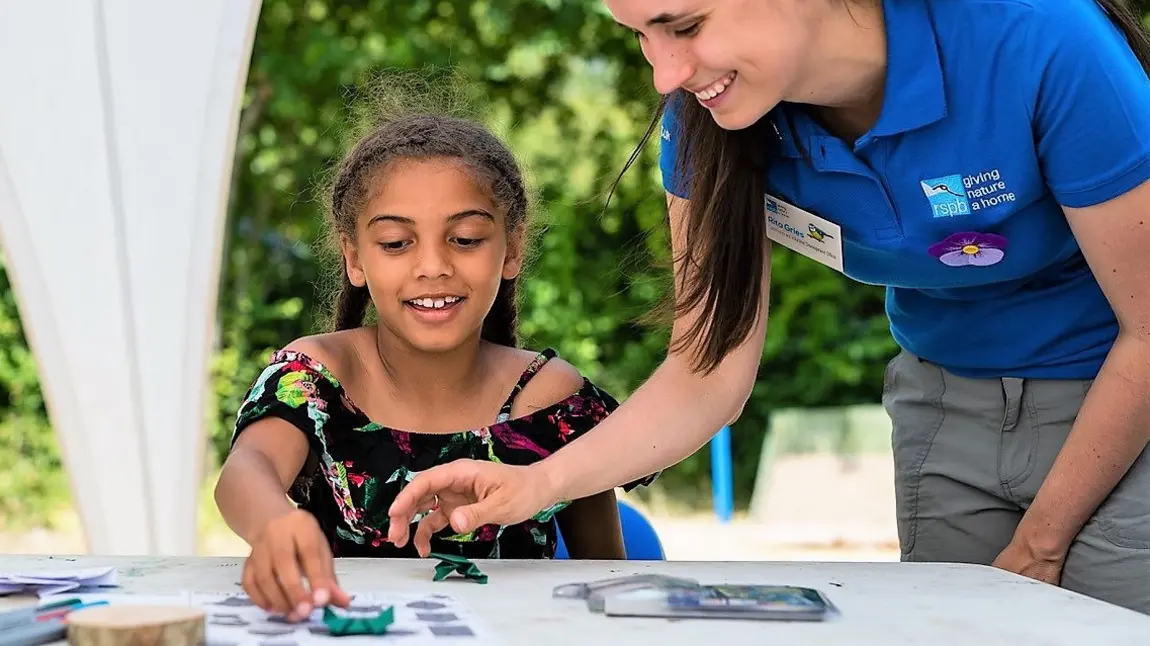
[920,180,964,199]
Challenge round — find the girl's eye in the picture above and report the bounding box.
[454,237,484,248]
[380,240,409,252]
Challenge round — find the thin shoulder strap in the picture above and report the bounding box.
[496,348,558,420]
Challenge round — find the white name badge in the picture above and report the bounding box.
[764,195,844,273]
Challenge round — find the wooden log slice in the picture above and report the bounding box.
[66,605,206,646]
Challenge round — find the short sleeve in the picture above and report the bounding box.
[1023,2,1150,207]
[231,350,342,455]
[552,381,660,492]
[658,92,691,199]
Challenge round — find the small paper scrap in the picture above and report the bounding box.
[430,553,488,584]
[322,605,394,636]
[0,566,117,597]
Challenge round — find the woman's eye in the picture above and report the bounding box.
[454,237,484,248]
[674,22,701,37]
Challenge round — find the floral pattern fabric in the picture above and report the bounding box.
[232,348,655,559]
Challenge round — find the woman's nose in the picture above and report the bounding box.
[649,42,695,96]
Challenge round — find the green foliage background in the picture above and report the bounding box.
[4,0,1143,527]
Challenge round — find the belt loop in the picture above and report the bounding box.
[1001,377,1024,432]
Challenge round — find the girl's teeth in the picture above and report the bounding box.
[411,297,459,309]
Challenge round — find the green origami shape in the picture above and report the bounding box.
[430,552,488,584]
[322,606,395,636]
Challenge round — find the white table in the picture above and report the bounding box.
[0,555,1146,644]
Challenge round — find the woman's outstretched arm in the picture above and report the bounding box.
[388,194,772,549]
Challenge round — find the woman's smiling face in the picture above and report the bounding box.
[604,0,821,130]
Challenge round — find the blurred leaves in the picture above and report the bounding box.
[0,253,68,527]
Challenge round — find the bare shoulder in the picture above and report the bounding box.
[281,329,364,377]
[507,347,588,417]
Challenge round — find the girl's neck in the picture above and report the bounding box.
[371,327,492,410]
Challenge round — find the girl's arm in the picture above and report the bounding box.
[214,419,310,544]
[535,194,771,504]
[554,490,626,559]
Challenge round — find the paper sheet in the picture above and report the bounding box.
[35,591,502,646]
[0,566,117,596]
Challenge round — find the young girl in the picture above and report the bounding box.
[214,84,653,619]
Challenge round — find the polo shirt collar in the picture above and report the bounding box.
[774,0,948,158]
[871,0,948,137]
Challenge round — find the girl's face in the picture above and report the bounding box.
[342,157,522,353]
[605,0,818,130]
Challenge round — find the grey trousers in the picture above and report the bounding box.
[882,350,1150,614]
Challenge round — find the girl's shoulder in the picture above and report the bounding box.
[501,347,598,416]
[485,346,619,439]
[240,331,365,412]
[491,346,615,419]
[278,330,362,375]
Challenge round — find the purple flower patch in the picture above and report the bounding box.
[927,232,1008,267]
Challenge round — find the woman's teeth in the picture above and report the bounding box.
[695,72,736,100]
[409,296,460,309]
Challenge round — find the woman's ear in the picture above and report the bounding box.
[340,233,367,287]
[502,225,526,280]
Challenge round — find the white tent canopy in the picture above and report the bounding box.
[0,0,262,555]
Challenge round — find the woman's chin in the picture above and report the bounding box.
[710,104,771,131]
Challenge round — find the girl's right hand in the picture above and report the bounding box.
[241,509,351,621]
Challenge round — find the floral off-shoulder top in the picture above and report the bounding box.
[231,347,656,559]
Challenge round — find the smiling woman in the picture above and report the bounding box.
[386,0,1150,617]
[211,71,655,620]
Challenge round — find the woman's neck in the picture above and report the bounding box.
[370,327,492,410]
[791,0,888,142]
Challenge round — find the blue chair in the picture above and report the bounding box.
[553,499,665,560]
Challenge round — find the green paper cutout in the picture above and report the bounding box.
[430,552,488,584]
[322,606,395,636]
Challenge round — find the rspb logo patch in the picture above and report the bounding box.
[920,174,970,218]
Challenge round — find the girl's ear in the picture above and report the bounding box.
[341,233,367,287]
[502,224,526,280]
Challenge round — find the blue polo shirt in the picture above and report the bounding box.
[659,0,1150,379]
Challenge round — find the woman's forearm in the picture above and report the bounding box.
[215,448,299,544]
[536,351,757,503]
[1017,333,1150,555]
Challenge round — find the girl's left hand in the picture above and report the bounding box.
[991,537,1066,586]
